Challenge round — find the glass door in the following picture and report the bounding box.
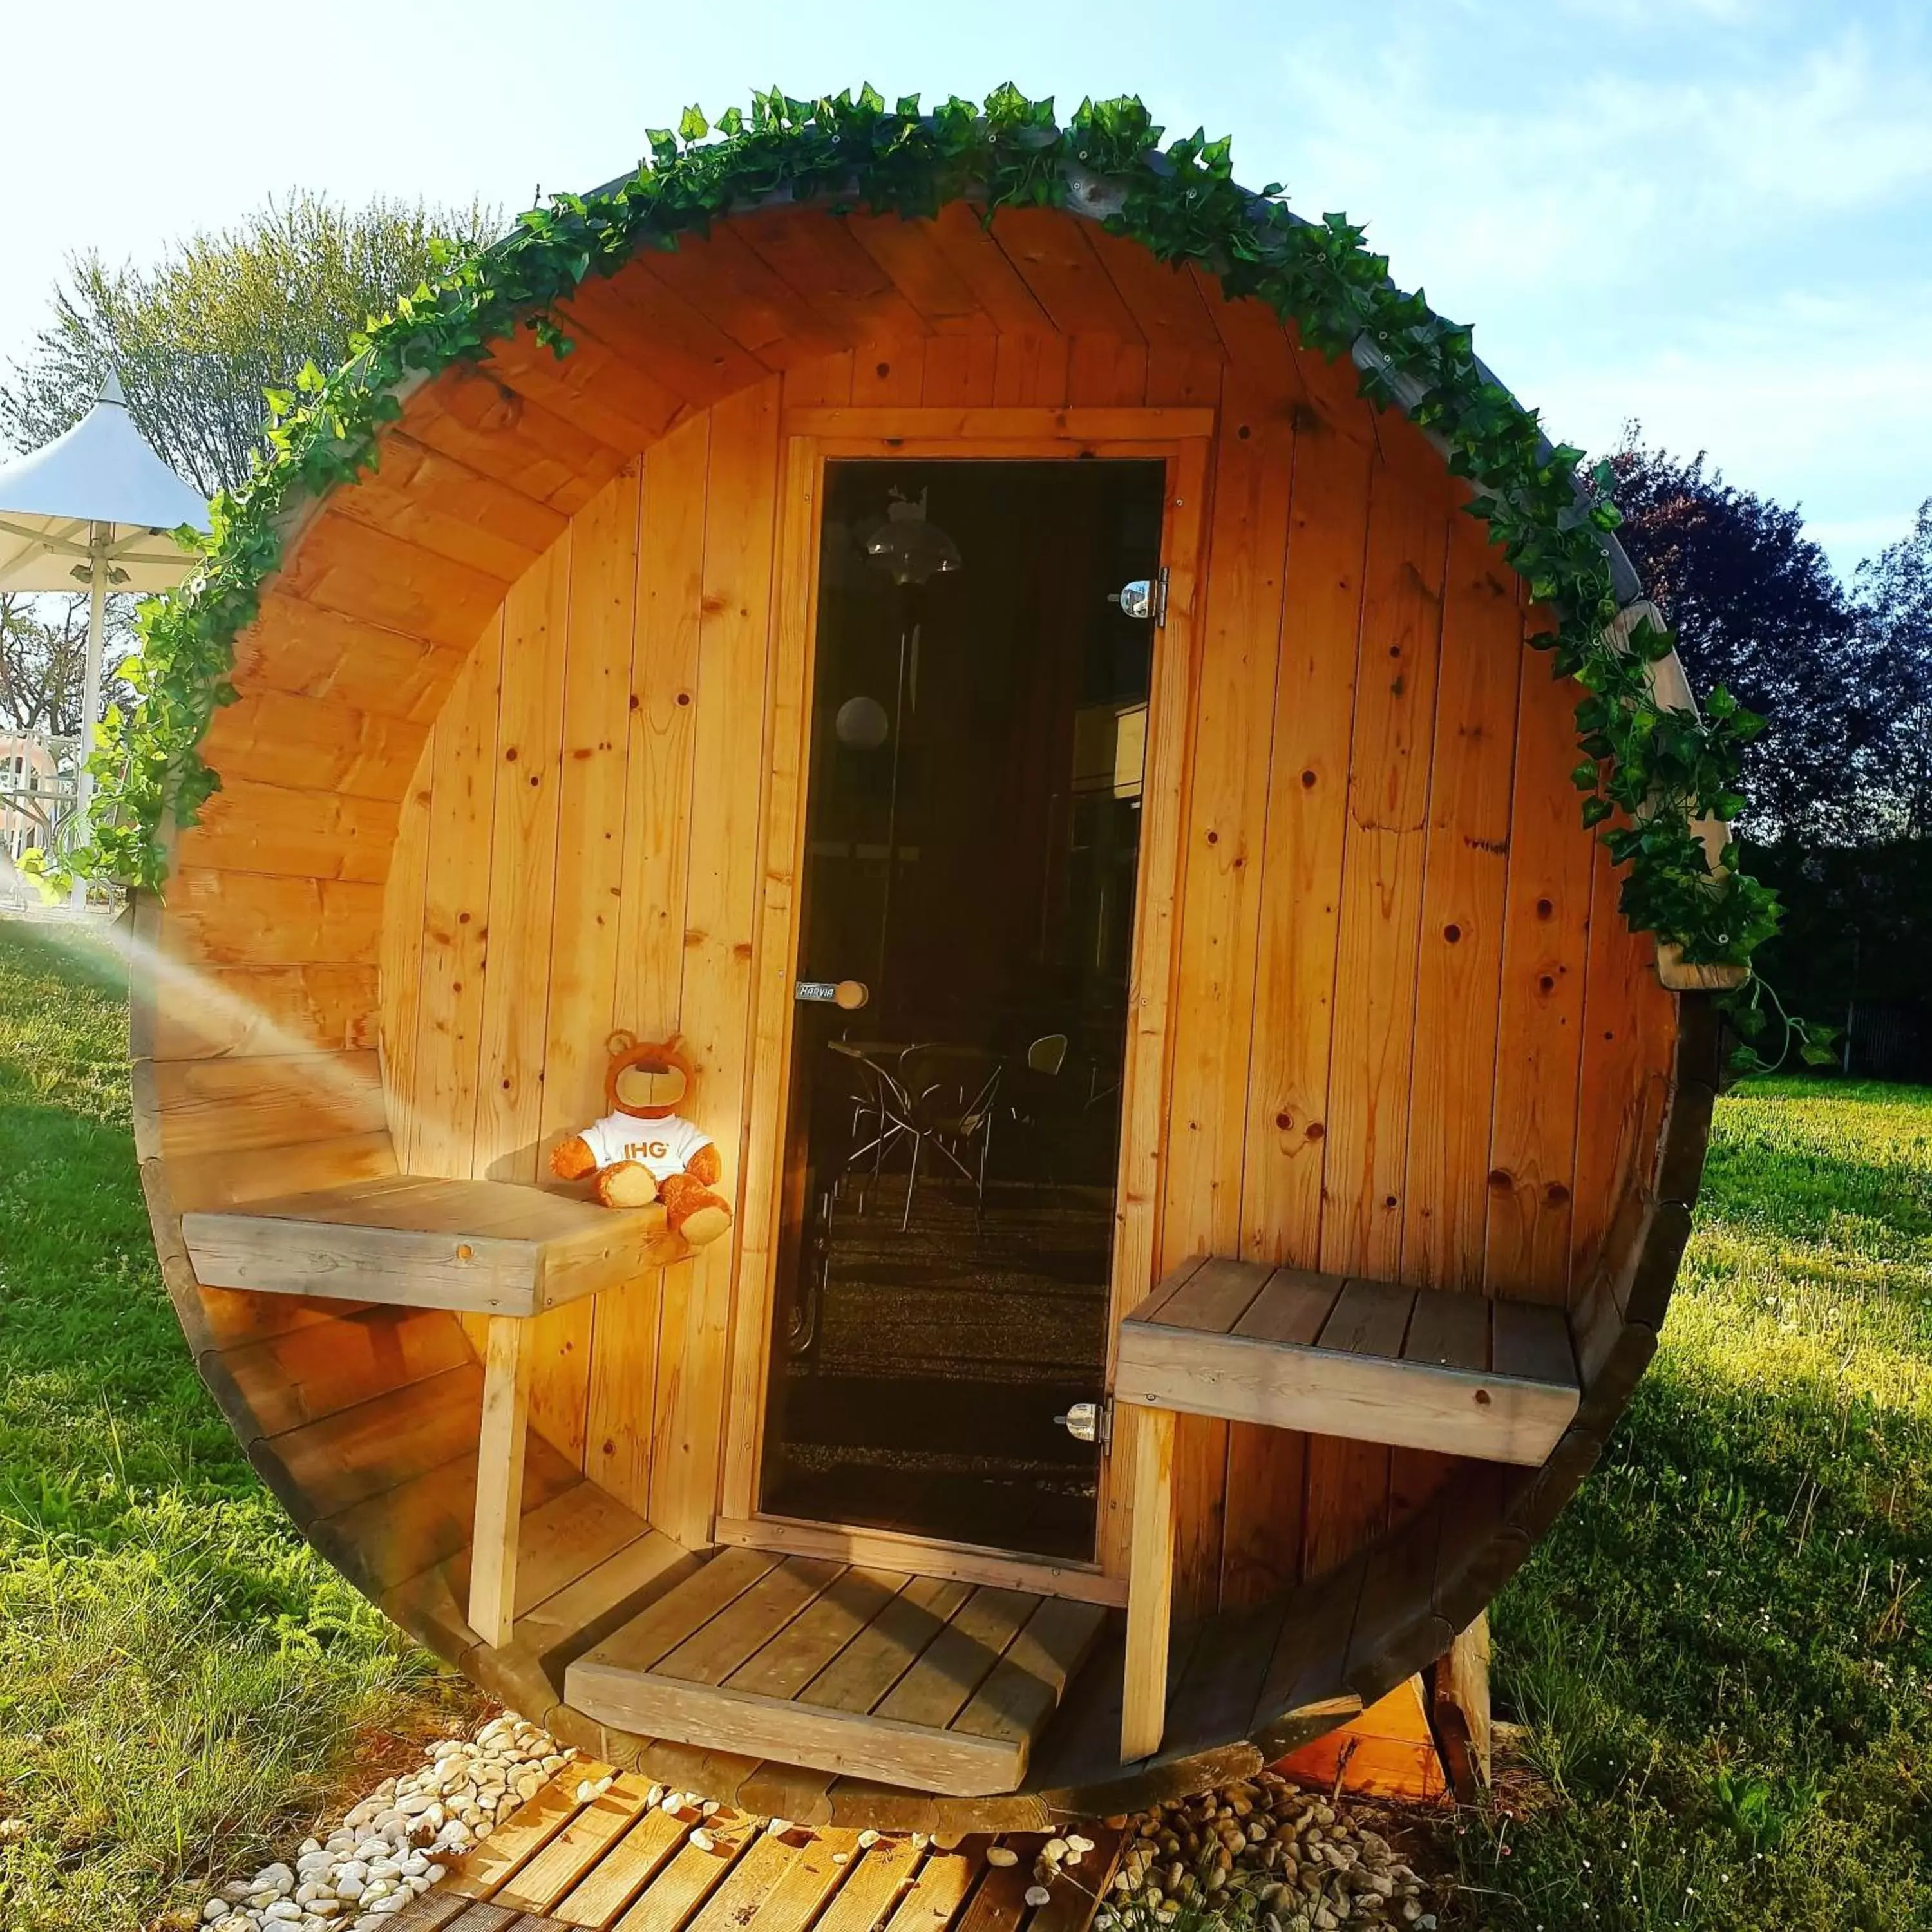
[759,457,1168,1562]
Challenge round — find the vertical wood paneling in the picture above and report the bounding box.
[474,536,570,1183]
[1238,421,1372,1268]
[379,731,435,1166]
[652,374,782,1547]
[1221,395,1373,1610]
[1569,826,1677,1290]
[1303,463,1450,1579]
[1320,473,1450,1280]
[408,624,501,1177]
[1157,366,1296,1618]
[1097,433,1212,1580]
[621,416,710,1526]
[373,294,1675,1602]
[918,333,999,407]
[1485,628,1596,1302]
[535,470,645,1499]
[721,430,822,1525]
[1402,520,1521,1290]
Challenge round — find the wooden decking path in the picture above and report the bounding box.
[390,1764,1121,1932]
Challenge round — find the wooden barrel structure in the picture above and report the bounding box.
[131,124,1721,1830]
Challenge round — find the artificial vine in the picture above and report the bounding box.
[39,84,1779,972]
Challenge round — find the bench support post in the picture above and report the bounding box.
[469,1312,531,1649]
[1121,1402,1176,1762]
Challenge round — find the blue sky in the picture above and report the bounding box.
[5,0,1927,576]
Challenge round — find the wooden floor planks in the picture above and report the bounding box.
[568,1557,1105,1797]
[395,1768,1117,1932]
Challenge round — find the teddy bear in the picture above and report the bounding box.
[549,1031,734,1247]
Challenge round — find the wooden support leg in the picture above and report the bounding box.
[469,1313,531,1650]
[1430,1611,1492,1801]
[1121,1403,1177,1763]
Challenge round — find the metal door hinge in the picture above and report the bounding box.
[1054,1397,1113,1448]
[1109,569,1168,628]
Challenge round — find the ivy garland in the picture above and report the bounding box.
[46,84,1783,972]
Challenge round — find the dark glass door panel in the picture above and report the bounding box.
[761,459,1166,1562]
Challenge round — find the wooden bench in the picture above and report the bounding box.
[182,1174,687,1650]
[1114,1257,1579,1761]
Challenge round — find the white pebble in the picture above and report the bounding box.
[766,1818,794,1838]
[857,1830,880,1848]
[1026,1887,1052,1907]
[987,1848,1019,1868]
[690,1828,715,1852]
[263,1906,303,1924]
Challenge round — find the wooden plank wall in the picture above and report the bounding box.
[148,208,1674,1625]
[1144,325,1673,1618]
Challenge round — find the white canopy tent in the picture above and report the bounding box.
[0,374,209,896]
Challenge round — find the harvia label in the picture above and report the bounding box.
[795,981,841,1003]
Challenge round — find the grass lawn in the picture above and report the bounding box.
[0,918,478,1932]
[1458,1077,1932,1927]
[0,914,1926,1929]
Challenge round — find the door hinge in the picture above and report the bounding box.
[1054,1397,1113,1449]
[1109,570,1168,628]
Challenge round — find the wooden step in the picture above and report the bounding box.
[566,1549,1108,1797]
[180,1173,689,1314]
[1115,1257,1579,1466]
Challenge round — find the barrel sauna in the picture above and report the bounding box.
[130,106,1720,1830]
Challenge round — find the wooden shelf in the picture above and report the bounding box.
[180,1173,688,1316]
[1114,1256,1579,1763]
[180,1173,690,1651]
[567,1547,1108,1797]
[1115,1257,1579,1466]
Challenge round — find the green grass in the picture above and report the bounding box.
[0,918,475,1932]
[1456,1079,1932,1929]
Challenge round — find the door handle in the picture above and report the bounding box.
[796,978,869,1010]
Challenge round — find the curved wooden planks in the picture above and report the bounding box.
[130,198,1705,1823]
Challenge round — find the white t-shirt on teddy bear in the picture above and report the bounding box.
[579,1113,715,1182]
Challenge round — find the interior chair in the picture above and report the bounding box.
[895,1043,1003,1231]
[829,1039,916,1214]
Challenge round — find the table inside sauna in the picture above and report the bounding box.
[1113,1256,1581,1761]
[178,1173,690,1648]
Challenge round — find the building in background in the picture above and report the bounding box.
[0,732,75,882]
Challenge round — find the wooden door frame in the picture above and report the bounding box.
[718,404,1213,1595]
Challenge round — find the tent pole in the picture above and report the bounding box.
[71,522,106,911]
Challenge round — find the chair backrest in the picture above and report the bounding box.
[1026,1032,1070,1076]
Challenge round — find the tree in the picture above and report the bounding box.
[0,592,109,735]
[0,191,494,750]
[0,189,495,497]
[1852,497,1932,840]
[1604,431,1898,843]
